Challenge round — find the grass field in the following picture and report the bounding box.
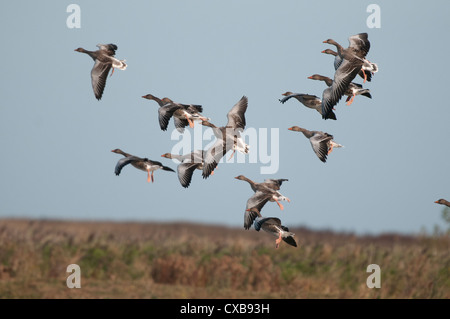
[0,219,448,299]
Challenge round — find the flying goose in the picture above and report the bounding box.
[288,126,342,163]
[75,44,127,100]
[161,150,212,188]
[236,176,290,229]
[249,208,297,248]
[201,96,249,179]
[321,48,372,82]
[308,74,371,106]
[112,149,175,183]
[320,33,376,119]
[142,94,209,132]
[279,92,337,120]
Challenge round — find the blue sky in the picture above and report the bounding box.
[0,1,449,235]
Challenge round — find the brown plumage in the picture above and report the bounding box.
[75,44,127,100]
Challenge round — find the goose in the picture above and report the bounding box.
[243,190,291,229]
[142,94,209,132]
[161,150,212,188]
[321,48,372,82]
[279,92,337,120]
[320,33,376,119]
[234,175,288,192]
[75,44,127,100]
[112,150,175,183]
[308,74,371,106]
[250,209,297,248]
[112,148,142,171]
[201,96,249,179]
[288,126,342,163]
[435,199,450,207]
[237,176,290,229]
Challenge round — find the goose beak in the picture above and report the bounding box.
[307,76,313,79]
[321,50,326,53]
[288,127,293,131]
[434,201,439,203]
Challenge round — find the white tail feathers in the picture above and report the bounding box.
[330,141,344,149]
[112,58,127,70]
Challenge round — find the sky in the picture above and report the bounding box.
[0,1,449,235]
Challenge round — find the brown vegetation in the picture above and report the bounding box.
[0,219,448,299]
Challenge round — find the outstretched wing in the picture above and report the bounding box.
[263,179,288,190]
[310,133,333,163]
[114,156,140,176]
[246,191,272,212]
[226,96,248,130]
[321,58,361,119]
[96,43,118,56]
[173,116,189,133]
[91,59,112,100]
[254,217,282,233]
[158,104,181,131]
[348,33,370,57]
[202,138,227,179]
[177,163,200,188]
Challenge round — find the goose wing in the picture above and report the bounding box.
[226,96,248,130]
[91,59,112,100]
[254,217,282,233]
[244,191,273,229]
[244,192,272,230]
[321,58,362,119]
[263,179,288,190]
[114,156,142,176]
[310,132,333,163]
[158,104,182,131]
[348,33,370,57]
[96,43,118,55]
[173,116,189,133]
[177,162,200,188]
[202,137,227,179]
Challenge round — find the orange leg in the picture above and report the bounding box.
[346,94,355,106]
[328,144,334,155]
[147,169,151,183]
[275,199,284,211]
[228,149,236,161]
[275,233,282,249]
[110,67,115,77]
[185,114,194,128]
[211,170,214,175]
[362,69,367,83]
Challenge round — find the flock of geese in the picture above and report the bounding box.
[74,33,389,248]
